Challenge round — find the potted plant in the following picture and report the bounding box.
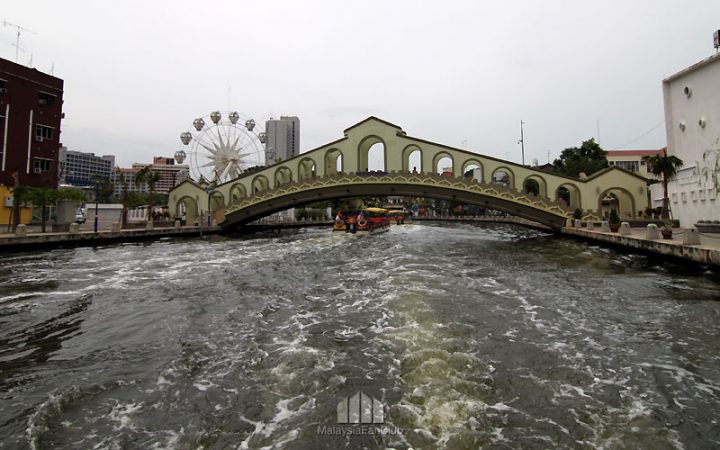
[661,222,673,239]
[609,208,621,232]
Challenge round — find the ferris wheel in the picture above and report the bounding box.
[176,111,267,184]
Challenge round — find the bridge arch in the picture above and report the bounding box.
[462,159,484,182]
[274,166,293,187]
[210,191,225,209]
[252,174,270,194]
[556,183,581,209]
[598,187,637,220]
[175,195,199,225]
[522,174,548,198]
[223,174,571,230]
[230,183,247,204]
[433,152,454,176]
[358,136,386,172]
[298,158,316,182]
[169,116,651,232]
[491,167,515,189]
[402,145,423,173]
[325,148,343,175]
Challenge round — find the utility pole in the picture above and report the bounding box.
[518,120,525,166]
[3,20,38,63]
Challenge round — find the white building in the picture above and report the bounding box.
[265,116,300,163]
[662,51,720,226]
[59,147,115,187]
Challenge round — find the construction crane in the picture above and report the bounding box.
[3,20,38,63]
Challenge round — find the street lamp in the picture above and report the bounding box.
[205,186,212,227]
[94,176,99,233]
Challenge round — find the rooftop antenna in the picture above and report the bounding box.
[3,20,38,64]
[518,120,525,166]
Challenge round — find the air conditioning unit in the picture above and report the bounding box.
[35,136,44,142]
[38,99,47,105]
[33,167,42,174]
[3,196,13,207]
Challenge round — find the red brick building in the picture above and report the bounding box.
[0,57,64,188]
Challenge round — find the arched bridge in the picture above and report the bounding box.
[169,117,650,231]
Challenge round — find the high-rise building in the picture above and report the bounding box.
[0,57,64,188]
[265,116,300,163]
[59,147,115,186]
[111,156,188,200]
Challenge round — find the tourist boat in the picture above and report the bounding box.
[332,210,358,232]
[333,208,391,234]
[355,207,390,234]
[384,206,411,225]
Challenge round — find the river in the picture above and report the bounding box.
[1,223,719,449]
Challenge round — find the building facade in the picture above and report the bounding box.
[0,57,64,188]
[662,51,720,226]
[265,116,299,163]
[606,149,664,179]
[112,156,189,198]
[59,147,115,186]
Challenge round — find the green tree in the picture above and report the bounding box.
[97,179,114,203]
[523,178,540,196]
[642,152,684,220]
[135,166,162,221]
[553,138,608,177]
[23,186,84,233]
[9,185,30,232]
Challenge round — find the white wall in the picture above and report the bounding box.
[663,53,720,226]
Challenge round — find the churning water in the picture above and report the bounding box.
[1,223,719,449]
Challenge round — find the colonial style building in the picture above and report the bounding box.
[606,149,664,179]
[662,51,720,226]
[0,57,64,188]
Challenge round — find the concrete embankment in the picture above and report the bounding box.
[0,226,222,252]
[412,215,553,231]
[561,227,720,268]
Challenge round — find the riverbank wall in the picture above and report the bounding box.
[0,226,222,252]
[561,227,720,268]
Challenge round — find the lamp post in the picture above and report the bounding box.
[94,176,99,233]
[205,186,212,227]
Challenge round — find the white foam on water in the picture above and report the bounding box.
[107,401,143,431]
[193,380,216,392]
[237,395,313,450]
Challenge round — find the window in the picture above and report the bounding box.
[35,125,54,141]
[615,160,639,172]
[0,78,6,94]
[38,91,56,105]
[33,158,53,173]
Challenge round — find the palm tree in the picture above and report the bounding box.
[643,151,684,220]
[135,165,162,223]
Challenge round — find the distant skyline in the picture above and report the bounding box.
[3,1,719,168]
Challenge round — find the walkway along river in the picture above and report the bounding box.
[1,223,719,449]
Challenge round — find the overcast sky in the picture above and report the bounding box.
[3,1,719,168]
